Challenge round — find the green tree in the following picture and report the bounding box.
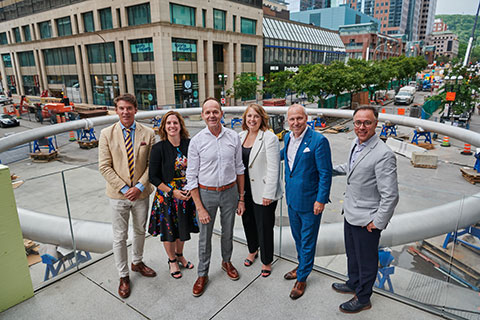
[232,73,259,103]
[263,70,294,98]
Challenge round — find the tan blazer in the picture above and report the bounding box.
[239,129,283,205]
[99,121,155,200]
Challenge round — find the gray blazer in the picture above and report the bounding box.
[333,135,399,229]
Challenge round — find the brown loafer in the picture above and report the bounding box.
[193,276,209,297]
[284,267,298,280]
[221,261,239,281]
[289,281,306,300]
[118,276,130,298]
[131,262,157,277]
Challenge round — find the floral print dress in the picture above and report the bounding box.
[148,148,199,242]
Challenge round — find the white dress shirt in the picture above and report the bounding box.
[186,126,244,190]
[287,126,308,170]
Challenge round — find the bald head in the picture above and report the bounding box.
[287,104,308,138]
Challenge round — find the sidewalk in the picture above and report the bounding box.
[1,234,442,320]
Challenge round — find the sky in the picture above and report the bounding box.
[287,0,479,15]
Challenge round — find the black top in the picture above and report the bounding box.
[149,138,190,187]
[242,146,252,197]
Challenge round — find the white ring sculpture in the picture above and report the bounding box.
[2,107,479,255]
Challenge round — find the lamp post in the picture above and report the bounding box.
[218,73,228,106]
[95,33,116,106]
[368,43,393,61]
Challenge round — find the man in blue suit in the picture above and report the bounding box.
[281,104,332,300]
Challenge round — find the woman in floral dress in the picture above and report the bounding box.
[148,111,199,279]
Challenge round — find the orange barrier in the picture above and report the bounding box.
[15,107,20,118]
[461,144,472,155]
[397,108,405,115]
[381,108,386,113]
[441,136,450,147]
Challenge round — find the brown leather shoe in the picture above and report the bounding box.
[284,267,298,280]
[192,276,209,297]
[221,261,240,281]
[118,276,130,298]
[131,262,157,277]
[289,281,307,300]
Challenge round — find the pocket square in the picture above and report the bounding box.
[303,147,311,153]
[140,141,147,146]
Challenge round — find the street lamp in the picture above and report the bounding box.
[367,43,393,61]
[218,74,228,106]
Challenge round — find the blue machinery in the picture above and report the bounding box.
[32,137,56,153]
[411,128,433,145]
[376,248,395,293]
[42,250,91,281]
[77,128,97,141]
[380,122,397,138]
[443,225,480,252]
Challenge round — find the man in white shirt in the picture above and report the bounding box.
[186,97,245,297]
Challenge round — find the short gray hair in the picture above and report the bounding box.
[287,104,308,117]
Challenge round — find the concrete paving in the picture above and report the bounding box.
[1,234,443,320]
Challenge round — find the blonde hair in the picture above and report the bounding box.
[242,104,270,131]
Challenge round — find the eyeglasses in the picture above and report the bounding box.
[353,120,375,128]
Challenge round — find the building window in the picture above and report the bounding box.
[233,15,236,31]
[22,26,31,41]
[134,74,157,109]
[213,9,226,30]
[127,3,151,26]
[241,45,256,62]
[173,73,199,108]
[56,17,72,37]
[0,32,7,45]
[91,74,119,106]
[43,47,76,65]
[83,12,95,32]
[87,43,116,63]
[18,51,35,67]
[202,9,206,28]
[170,4,195,26]
[241,18,256,35]
[7,75,17,94]
[99,8,113,30]
[47,75,78,87]
[22,75,40,96]
[2,54,12,68]
[13,27,21,43]
[172,38,197,61]
[130,38,154,62]
[39,21,52,39]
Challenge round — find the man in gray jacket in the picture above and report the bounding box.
[332,106,399,313]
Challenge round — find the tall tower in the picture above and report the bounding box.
[418,0,437,41]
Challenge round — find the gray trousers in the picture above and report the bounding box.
[197,187,238,276]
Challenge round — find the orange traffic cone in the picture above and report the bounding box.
[15,107,20,119]
[441,136,450,147]
[56,115,61,124]
[461,143,472,155]
[69,131,76,141]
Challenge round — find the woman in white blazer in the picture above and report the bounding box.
[239,104,283,277]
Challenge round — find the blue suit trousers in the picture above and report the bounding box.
[288,205,322,282]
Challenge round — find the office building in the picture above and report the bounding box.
[418,0,437,41]
[0,0,263,108]
[428,31,459,58]
[300,0,331,11]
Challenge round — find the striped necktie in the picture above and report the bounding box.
[125,128,134,184]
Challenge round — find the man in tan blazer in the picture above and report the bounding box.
[99,93,156,299]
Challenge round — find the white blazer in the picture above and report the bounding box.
[239,130,283,205]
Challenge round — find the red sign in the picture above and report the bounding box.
[446,92,456,101]
[221,98,226,104]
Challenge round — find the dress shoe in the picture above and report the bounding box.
[284,267,297,280]
[339,296,372,313]
[118,276,130,298]
[221,261,240,281]
[289,281,306,300]
[192,276,209,297]
[332,282,355,294]
[131,262,157,277]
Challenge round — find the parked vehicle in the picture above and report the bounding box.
[0,95,13,105]
[394,86,415,105]
[0,114,20,128]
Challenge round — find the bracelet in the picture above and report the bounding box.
[238,199,245,202]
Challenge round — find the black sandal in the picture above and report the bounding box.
[261,269,272,278]
[175,253,194,269]
[244,252,258,267]
[168,258,182,279]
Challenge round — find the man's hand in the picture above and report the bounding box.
[197,207,211,224]
[262,198,272,206]
[125,187,141,201]
[173,189,190,201]
[313,201,324,215]
[366,221,377,232]
[236,200,245,216]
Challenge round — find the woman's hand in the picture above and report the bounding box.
[172,189,189,200]
[236,200,245,216]
[262,198,272,206]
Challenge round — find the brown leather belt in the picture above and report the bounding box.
[198,182,236,192]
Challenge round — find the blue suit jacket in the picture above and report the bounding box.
[282,127,332,212]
